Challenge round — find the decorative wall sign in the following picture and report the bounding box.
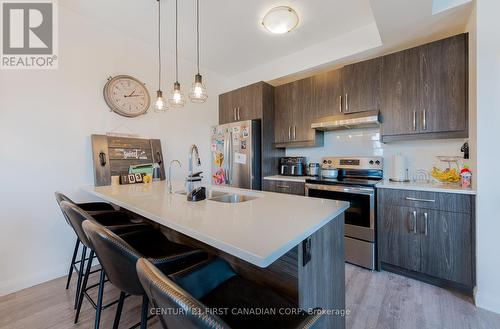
[109,148,150,160]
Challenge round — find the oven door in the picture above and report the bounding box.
[305,184,375,242]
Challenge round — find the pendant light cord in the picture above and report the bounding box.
[175,0,179,83]
[196,0,200,75]
[158,0,161,90]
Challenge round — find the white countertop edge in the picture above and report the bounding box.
[83,186,349,268]
[263,175,311,183]
[376,181,476,195]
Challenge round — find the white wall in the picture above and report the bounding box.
[0,5,230,296]
[286,129,468,181]
[474,0,500,314]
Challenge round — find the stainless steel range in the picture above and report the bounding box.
[305,156,383,270]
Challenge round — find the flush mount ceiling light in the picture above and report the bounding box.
[262,6,299,34]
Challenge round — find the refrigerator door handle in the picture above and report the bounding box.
[228,131,233,185]
[223,130,230,184]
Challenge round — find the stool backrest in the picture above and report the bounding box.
[136,258,231,329]
[82,219,145,296]
[55,192,75,225]
[60,201,94,248]
[55,191,74,206]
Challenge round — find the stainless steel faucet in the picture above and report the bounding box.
[188,144,201,176]
[167,160,181,193]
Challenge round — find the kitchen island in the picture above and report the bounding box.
[84,181,349,328]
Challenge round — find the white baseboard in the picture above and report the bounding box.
[0,264,67,297]
[475,290,500,315]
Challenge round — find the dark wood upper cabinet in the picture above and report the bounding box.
[420,34,468,135]
[274,81,296,144]
[341,57,382,113]
[219,82,264,124]
[381,47,420,136]
[313,69,343,118]
[218,82,285,180]
[381,33,468,141]
[273,78,323,147]
[294,77,315,142]
[221,34,469,147]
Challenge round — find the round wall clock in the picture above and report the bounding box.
[103,75,151,117]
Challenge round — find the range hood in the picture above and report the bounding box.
[311,110,380,131]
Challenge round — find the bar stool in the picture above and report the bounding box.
[59,201,150,321]
[136,257,325,329]
[82,216,208,329]
[55,191,147,303]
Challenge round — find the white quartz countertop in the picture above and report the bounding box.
[82,181,349,268]
[263,175,313,183]
[376,180,476,195]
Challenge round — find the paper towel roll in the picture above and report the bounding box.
[391,153,408,181]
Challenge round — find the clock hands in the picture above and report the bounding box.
[124,89,140,98]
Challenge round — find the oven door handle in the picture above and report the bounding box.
[305,183,374,196]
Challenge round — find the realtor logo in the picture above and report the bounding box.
[1,0,58,69]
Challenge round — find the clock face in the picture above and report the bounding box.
[103,75,151,117]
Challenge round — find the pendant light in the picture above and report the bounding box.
[168,0,186,108]
[154,0,166,112]
[189,0,208,103]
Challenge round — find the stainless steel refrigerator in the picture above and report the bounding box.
[210,120,261,190]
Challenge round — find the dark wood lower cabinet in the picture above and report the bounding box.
[262,179,305,196]
[420,209,472,286]
[377,188,475,296]
[379,205,420,272]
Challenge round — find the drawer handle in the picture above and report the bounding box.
[277,184,290,189]
[405,197,435,203]
[411,211,417,234]
[423,212,428,236]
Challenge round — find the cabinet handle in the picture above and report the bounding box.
[339,95,343,113]
[422,109,427,131]
[413,110,417,131]
[345,93,349,111]
[405,197,435,203]
[237,107,241,121]
[293,126,296,140]
[233,108,237,121]
[412,210,417,234]
[423,212,428,236]
[276,184,290,189]
[288,126,291,140]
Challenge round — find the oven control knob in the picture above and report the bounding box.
[369,160,374,165]
[375,160,381,165]
[323,160,328,164]
[327,160,332,164]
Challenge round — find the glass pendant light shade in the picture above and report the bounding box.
[189,74,208,103]
[168,82,186,107]
[154,90,166,112]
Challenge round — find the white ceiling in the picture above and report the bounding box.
[59,0,473,80]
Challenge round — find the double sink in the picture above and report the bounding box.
[175,189,259,203]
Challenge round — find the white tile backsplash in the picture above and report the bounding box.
[285,128,470,180]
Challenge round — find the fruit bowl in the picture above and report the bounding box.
[431,167,460,183]
[431,156,462,184]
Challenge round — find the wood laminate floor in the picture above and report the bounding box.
[1,264,499,329]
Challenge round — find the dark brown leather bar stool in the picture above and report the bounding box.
[137,257,325,329]
[59,201,150,324]
[55,191,147,306]
[82,218,208,329]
